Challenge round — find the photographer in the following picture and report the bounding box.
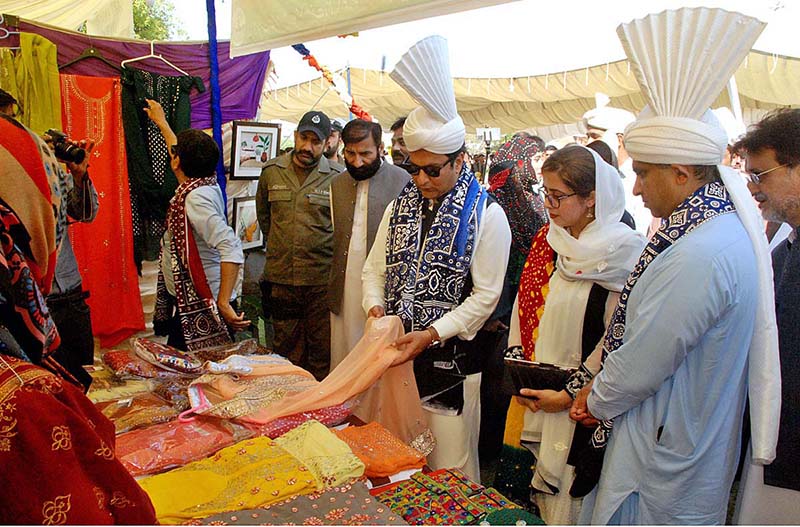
[45,132,99,387]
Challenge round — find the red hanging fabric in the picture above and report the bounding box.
[60,74,145,347]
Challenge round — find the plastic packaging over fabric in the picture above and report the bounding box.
[95,392,178,434]
[334,422,426,478]
[193,338,266,362]
[103,349,190,380]
[132,337,203,373]
[115,417,253,477]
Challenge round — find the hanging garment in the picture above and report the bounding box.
[59,73,145,347]
[120,66,204,264]
[19,19,269,130]
[7,33,62,134]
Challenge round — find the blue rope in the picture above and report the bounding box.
[206,0,226,208]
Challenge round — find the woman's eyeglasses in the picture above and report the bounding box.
[539,189,577,209]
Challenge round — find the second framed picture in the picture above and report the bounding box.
[230,121,281,180]
[232,196,264,251]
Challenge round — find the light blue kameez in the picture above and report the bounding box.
[586,214,758,525]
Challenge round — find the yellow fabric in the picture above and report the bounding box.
[139,436,314,524]
[16,33,62,135]
[0,49,20,104]
[274,420,365,488]
[258,51,800,135]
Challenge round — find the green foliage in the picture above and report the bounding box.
[132,0,187,41]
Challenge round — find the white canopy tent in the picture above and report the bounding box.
[259,50,800,141]
[0,0,134,38]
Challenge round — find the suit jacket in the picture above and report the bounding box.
[328,160,410,313]
[764,229,800,491]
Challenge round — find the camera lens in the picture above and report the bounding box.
[54,142,86,164]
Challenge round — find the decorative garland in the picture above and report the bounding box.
[291,44,372,121]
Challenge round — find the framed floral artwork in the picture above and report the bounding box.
[230,121,281,180]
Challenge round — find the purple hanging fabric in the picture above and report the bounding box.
[9,19,269,129]
[205,0,226,205]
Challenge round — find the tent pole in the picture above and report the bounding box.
[206,0,227,208]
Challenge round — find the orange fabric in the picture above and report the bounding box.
[239,316,406,423]
[59,74,144,346]
[334,422,426,478]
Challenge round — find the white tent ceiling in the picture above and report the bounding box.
[259,50,800,140]
[0,0,134,38]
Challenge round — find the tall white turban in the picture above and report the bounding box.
[403,106,465,154]
[390,36,465,154]
[617,7,779,465]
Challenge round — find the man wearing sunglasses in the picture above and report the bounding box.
[733,108,800,525]
[362,35,511,482]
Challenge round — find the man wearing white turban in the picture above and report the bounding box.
[569,8,780,524]
[362,36,511,481]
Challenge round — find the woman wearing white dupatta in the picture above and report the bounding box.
[508,145,646,524]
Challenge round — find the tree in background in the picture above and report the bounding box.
[133,0,187,40]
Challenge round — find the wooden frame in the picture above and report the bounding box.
[230,121,281,180]
[231,196,264,251]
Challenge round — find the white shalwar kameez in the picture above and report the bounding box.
[330,179,369,369]
[585,214,758,524]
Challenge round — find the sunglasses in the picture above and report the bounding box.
[397,151,461,178]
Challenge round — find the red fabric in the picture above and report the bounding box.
[516,225,554,359]
[0,357,156,524]
[59,74,145,347]
[488,166,513,192]
[0,117,58,292]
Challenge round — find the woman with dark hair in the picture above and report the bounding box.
[495,145,646,523]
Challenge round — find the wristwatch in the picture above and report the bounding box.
[426,326,442,348]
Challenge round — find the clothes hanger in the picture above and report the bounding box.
[120,41,189,76]
[59,45,121,72]
[0,13,21,50]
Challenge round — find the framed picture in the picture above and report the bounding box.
[232,196,264,251]
[230,121,281,180]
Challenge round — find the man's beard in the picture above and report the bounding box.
[346,156,382,181]
[324,144,339,159]
[293,149,321,168]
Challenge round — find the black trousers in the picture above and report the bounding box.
[46,287,94,391]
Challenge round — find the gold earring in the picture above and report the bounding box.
[587,209,594,218]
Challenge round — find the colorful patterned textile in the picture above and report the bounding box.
[139,436,315,524]
[494,225,553,503]
[132,337,203,374]
[372,468,518,525]
[60,73,145,347]
[384,167,486,331]
[334,422,426,478]
[245,402,353,439]
[273,420,365,489]
[489,136,547,258]
[0,204,61,365]
[590,181,736,450]
[0,356,156,524]
[0,115,66,293]
[115,418,252,477]
[154,177,231,351]
[103,349,190,380]
[190,480,406,525]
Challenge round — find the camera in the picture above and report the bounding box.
[45,129,86,164]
